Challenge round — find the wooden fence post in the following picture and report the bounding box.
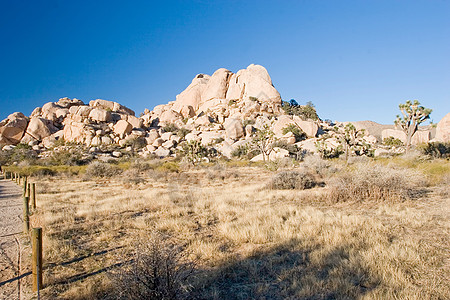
[23,196,30,233]
[32,227,43,292]
[31,183,36,210]
[23,176,28,197]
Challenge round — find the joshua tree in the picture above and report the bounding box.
[395,100,432,153]
[334,123,371,162]
[251,123,277,162]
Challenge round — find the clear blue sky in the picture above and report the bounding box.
[1,0,449,124]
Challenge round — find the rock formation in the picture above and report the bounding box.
[0,64,447,161]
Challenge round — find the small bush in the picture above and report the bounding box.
[269,170,319,190]
[243,119,256,127]
[162,123,179,133]
[121,168,146,186]
[110,235,194,300]
[383,136,404,147]
[155,161,180,173]
[328,163,423,202]
[418,142,450,158]
[177,128,191,139]
[282,124,306,141]
[84,161,122,178]
[205,164,240,180]
[0,143,38,165]
[44,145,87,166]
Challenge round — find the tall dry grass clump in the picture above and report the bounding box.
[269,170,321,190]
[328,163,423,202]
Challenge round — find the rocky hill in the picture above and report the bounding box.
[0,64,449,161]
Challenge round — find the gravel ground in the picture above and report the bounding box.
[0,176,31,300]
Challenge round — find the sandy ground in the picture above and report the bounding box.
[0,176,31,300]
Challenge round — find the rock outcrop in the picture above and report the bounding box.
[435,113,450,142]
[2,64,446,162]
[0,113,29,146]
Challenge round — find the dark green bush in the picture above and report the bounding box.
[281,100,319,120]
[419,142,450,158]
[281,124,306,141]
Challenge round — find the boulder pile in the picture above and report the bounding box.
[0,64,448,160]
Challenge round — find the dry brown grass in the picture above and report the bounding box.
[24,159,450,299]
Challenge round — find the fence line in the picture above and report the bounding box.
[5,170,43,297]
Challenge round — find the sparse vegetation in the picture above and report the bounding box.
[5,153,449,299]
[179,140,217,165]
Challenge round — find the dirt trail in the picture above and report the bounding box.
[0,176,28,300]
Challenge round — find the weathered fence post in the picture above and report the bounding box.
[23,176,28,197]
[18,175,21,185]
[23,196,30,233]
[30,183,36,210]
[32,227,43,292]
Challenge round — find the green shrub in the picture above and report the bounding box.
[281,124,306,141]
[228,99,237,106]
[162,123,179,133]
[383,136,404,147]
[177,128,191,139]
[243,119,256,127]
[0,143,37,165]
[45,147,86,166]
[155,161,180,173]
[281,100,319,120]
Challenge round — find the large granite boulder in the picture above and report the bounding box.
[202,68,232,102]
[0,112,29,146]
[435,112,450,142]
[21,117,58,143]
[89,99,135,115]
[226,64,281,104]
[224,118,244,140]
[172,74,210,112]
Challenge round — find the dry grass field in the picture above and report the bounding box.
[15,155,450,299]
